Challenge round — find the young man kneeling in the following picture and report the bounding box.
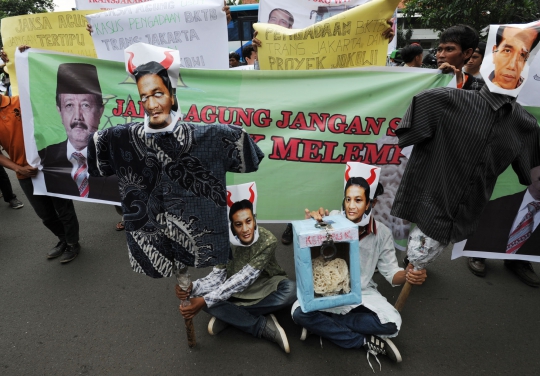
[292,179,426,369]
[177,199,296,353]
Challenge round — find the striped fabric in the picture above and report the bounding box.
[70,152,89,198]
[391,85,540,244]
[506,202,540,254]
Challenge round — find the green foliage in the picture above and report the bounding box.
[0,0,54,18]
[403,0,540,34]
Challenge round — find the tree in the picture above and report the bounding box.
[0,0,54,18]
[403,0,540,34]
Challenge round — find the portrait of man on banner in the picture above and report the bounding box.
[37,63,120,203]
[481,21,540,96]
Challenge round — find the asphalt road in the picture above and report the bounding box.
[1,170,539,376]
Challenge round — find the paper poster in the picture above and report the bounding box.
[226,182,258,245]
[0,10,99,96]
[76,0,152,11]
[481,20,540,97]
[86,0,229,69]
[253,0,400,70]
[452,166,540,263]
[258,0,371,28]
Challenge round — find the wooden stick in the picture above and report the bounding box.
[184,317,196,348]
[394,281,412,312]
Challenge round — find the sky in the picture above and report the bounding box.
[54,0,77,12]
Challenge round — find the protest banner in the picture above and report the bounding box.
[76,0,152,11]
[258,0,397,55]
[17,48,450,246]
[253,0,400,70]
[0,10,99,96]
[85,0,229,69]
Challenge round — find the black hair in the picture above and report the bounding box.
[229,199,255,235]
[440,25,479,63]
[268,8,294,28]
[495,25,540,52]
[242,44,256,61]
[229,52,240,61]
[401,44,423,64]
[342,177,371,213]
[476,41,487,58]
[373,182,384,199]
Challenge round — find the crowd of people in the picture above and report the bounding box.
[1,6,540,372]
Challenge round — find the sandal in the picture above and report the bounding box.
[115,221,125,231]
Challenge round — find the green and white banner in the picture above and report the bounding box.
[17,49,539,249]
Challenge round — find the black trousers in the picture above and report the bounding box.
[18,178,80,245]
[0,165,16,203]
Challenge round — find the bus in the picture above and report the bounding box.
[228,4,259,59]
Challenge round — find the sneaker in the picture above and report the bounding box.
[363,335,402,371]
[504,260,540,287]
[9,198,23,209]
[299,327,310,341]
[208,316,229,336]
[467,257,486,277]
[47,241,68,259]
[261,314,290,353]
[281,223,293,245]
[60,243,80,264]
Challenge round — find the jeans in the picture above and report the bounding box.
[203,279,297,338]
[292,305,398,349]
[0,165,16,202]
[19,178,80,245]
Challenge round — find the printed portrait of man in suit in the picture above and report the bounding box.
[464,165,540,257]
[38,63,120,202]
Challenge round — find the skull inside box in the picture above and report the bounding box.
[292,215,361,313]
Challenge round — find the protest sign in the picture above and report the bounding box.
[0,10,98,96]
[258,0,371,28]
[253,0,400,70]
[259,0,397,55]
[85,0,229,69]
[76,0,151,11]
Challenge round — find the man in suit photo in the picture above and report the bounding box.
[466,165,540,286]
[38,63,120,202]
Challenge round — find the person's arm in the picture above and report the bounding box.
[225,125,265,173]
[87,129,116,177]
[0,153,38,178]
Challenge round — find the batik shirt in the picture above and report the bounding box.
[190,227,287,307]
[87,121,264,278]
[391,85,540,244]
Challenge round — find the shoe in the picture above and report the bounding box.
[261,314,290,353]
[504,260,540,287]
[363,335,402,372]
[47,241,68,259]
[9,198,23,209]
[467,257,486,277]
[281,223,293,245]
[299,327,310,341]
[60,243,80,264]
[208,316,229,336]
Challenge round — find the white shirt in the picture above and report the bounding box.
[509,190,540,235]
[66,140,88,181]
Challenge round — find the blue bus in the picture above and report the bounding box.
[228,4,259,58]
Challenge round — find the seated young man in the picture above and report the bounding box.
[292,178,426,368]
[176,199,296,353]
